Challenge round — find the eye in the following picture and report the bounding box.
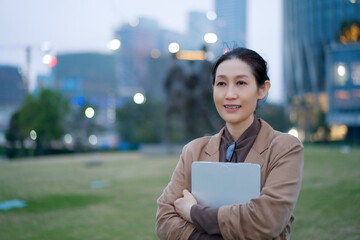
[216,81,226,86]
[237,81,246,85]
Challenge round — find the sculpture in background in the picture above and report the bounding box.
[164,55,223,143]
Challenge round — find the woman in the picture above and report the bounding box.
[156,47,304,240]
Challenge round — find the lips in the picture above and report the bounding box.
[224,105,241,112]
[224,104,241,109]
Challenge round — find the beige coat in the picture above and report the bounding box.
[156,119,304,240]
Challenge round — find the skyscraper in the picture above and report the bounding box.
[0,66,26,107]
[53,53,117,106]
[0,65,27,144]
[283,0,360,141]
[186,11,214,50]
[114,18,182,99]
[215,0,247,49]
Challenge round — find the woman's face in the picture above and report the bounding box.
[213,58,268,129]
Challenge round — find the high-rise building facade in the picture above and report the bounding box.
[215,0,247,49]
[114,18,182,100]
[53,53,117,106]
[186,11,214,51]
[0,65,27,144]
[0,66,26,107]
[283,0,360,141]
[114,16,214,101]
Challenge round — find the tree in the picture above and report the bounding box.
[116,100,164,144]
[66,103,99,151]
[6,89,70,156]
[256,103,292,132]
[5,111,26,158]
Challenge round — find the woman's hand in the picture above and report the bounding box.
[174,189,197,223]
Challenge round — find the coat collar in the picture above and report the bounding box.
[204,119,274,165]
[204,127,225,156]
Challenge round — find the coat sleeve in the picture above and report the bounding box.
[156,144,195,240]
[218,136,304,240]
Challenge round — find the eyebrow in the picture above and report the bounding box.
[215,74,250,79]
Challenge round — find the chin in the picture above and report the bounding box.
[223,114,253,126]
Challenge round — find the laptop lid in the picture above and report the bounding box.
[191,161,261,208]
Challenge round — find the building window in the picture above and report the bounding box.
[335,90,350,99]
[351,62,360,85]
[334,62,348,85]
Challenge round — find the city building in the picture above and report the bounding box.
[49,52,120,148]
[214,0,247,50]
[115,18,171,99]
[186,11,214,51]
[0,65,26,107]
[0,65,27,145]
[283,0,360,141]
[326,43,360,140]
[114,17,205,101]
[53,52,118,107]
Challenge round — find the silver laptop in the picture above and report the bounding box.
[191,162,261,208]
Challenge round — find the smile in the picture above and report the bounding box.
[224,105,241,109]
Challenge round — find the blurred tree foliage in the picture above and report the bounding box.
[5,89,70,157]
[116,100,293,145]
[66,103,99,151]
[256,103,292,132]
[116,100,164,144]
[5,111,26,157]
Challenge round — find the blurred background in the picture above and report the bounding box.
[1,1,360,239]
[0,0,359,158]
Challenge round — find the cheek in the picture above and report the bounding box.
[213,90,223,111]
[212,89,220,104]
[242,92,259,107]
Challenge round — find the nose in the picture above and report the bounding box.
[225,84,237,99]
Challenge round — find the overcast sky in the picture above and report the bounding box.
[0,0,283,102]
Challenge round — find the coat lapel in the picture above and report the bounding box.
[244,119,274,166]
[203,120,274,165]
[204,128,225,162]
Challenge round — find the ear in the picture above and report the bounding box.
[257,80,271,100]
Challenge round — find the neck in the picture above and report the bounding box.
[226,115,255,141]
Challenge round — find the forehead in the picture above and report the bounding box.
[216,59,253,77]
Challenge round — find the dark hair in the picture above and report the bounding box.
[212,47,270,87]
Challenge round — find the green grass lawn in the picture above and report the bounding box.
[0,146,359,240]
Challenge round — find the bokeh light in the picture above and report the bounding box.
[88,135,97,145]
[43,54,51,64]
[337,64,346,77]
[108,39,121,50]
[129,18,139,27]
[64,134,73,144]
[168,42,180,53]
[288,128,299,138]
[30,130,37,140]
[204,33,218,43]
[133,93,146,104]
[49,56,57,67]
[151,49,161,59]
[85,107,95,118]
[206,11,217,21]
